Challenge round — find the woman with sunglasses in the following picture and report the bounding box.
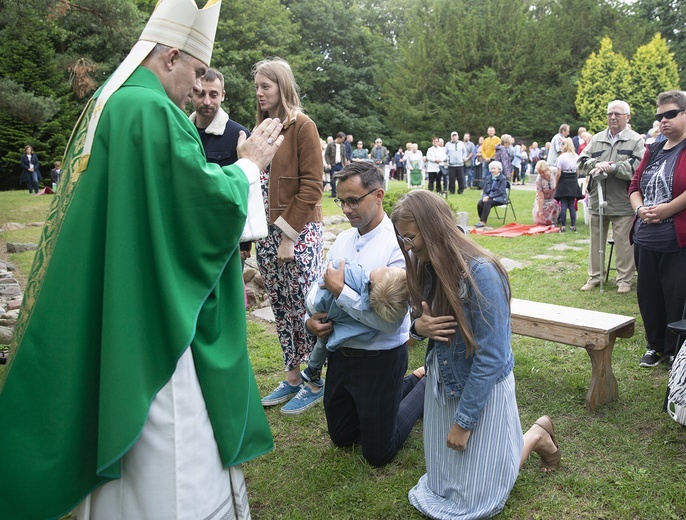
[391,190,560,519]
[629,90,686,369]
[252,58,326,414]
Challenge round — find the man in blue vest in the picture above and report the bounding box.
[190,67,250,167]
[191,67,252,264]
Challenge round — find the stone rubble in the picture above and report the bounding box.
[0,260,21,347]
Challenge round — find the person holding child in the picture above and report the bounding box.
[306,162,426,467]
[391,190,561,519]
[300,262,408,391]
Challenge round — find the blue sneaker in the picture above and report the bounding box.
[280,385,324,415]
[261,381,301,406]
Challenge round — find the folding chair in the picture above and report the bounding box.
[407,168,424,189]
[493,181,517,223]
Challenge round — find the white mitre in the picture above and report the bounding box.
[80,0,222,163]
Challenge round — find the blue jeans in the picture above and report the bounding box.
[465,166,475,187]
[308,339,328,371]
[330,163,343,197]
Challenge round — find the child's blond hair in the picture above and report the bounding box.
[369,268,408,322]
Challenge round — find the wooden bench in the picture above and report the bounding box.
[510,298,635,413]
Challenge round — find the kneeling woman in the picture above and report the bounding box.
[392,190,560,520]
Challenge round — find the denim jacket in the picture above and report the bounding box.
[423,259,514,430]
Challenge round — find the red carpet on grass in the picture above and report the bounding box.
[470,222,559,237]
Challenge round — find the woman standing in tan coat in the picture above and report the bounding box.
[253,58,326,415]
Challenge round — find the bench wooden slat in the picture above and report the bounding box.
[509,298,635,412]
[511,298,634,337]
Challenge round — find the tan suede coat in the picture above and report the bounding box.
[267,112,324,241]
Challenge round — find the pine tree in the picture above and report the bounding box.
[0,2,66,189]
[575,37,632,133]
[628,33,681,133]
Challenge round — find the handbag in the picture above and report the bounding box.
[668,340,686,426]
[239,167,268,242]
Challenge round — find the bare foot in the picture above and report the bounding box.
[531,416,561,472]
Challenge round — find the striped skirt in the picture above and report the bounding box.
[409,353,522,519]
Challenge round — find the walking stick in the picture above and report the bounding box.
[591,168,608,293]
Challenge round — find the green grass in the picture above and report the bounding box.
[244,181,686,519]
[1,184,685,519]
[0,190,52,281]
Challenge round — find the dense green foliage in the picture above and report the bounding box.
[0,0,682,190]
[575,34,680,133]
[575,37,633,133]
[629,34,681,132]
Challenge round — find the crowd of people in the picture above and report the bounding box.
[2,1,684,518]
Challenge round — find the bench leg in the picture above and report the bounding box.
[585,335,618,412]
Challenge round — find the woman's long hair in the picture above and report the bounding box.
[252,57,302,128]
[391,190,510,355]
[561,137,575,154]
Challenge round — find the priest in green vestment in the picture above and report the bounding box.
[0,1,278,518]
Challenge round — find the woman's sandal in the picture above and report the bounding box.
[0,349,9,365]
[533,415,561,472]
[570,226,577,232]
[560,226,566,233]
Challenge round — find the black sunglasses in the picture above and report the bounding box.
[654,108,686,122]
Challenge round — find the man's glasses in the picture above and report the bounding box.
[606,112,627,118]
[655,108,686,122]
[334,188,379,209]
[396,231,421,247]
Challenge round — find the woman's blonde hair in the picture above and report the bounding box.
[391,190,510,355]
[252,57,302,127]
[561,137,575,154]
[535,160,550,174]
[369,268,408,323]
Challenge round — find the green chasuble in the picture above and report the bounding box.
[0,67,273,519]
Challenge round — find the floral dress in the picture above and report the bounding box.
[532,174,560,226]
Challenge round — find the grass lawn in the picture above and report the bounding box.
[1,183,684,519]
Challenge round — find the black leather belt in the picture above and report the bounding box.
[339,347,381,357]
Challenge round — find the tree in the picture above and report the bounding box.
[209,0,304,129]
[628,33,681,133]
[633,0,685,87]
[0,0,146,190]
[0,1,67,189]
[575,37,632,133]
[285,0,394,143]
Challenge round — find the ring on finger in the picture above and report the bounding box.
[267,137,275,146]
